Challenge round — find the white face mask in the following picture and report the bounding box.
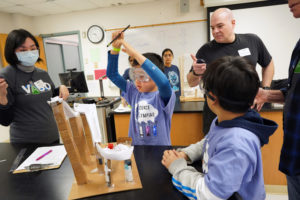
[16,50,39,67]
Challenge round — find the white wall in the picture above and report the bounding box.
[232,4,300,80]
[0,13,33,34]
[204,0,265,7]
[208,3,300,80]
[1,0,298,96]
[0,12,16,68]
[0,13,33,68]
[31,0,206,96]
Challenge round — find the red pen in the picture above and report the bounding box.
[36,150,52,161]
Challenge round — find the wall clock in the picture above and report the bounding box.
[87,25,104,44]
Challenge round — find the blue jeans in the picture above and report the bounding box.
[286,175,300,200]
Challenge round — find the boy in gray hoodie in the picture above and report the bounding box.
[162,56,278,200]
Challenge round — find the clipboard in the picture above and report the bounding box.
[13,145,67,174]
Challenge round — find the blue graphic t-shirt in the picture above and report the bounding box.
[164,65,181,98]
[122,82,176,145]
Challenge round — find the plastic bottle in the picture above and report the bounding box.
[124,159,133,182]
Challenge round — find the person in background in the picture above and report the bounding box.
[162,56,277,200]
[107,31,176,146]
[121,56,139,106]
[0,29,69,144]
[254,1,300,199]
[122,55,137,81]
[162,48,181,99]
[187,7,275,135]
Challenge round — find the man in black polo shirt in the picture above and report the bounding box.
[187,8,274,135]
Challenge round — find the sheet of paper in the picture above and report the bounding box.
[15,145,67,171]
[73,103,102,143]
[114,103,131,113]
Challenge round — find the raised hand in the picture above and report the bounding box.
[191,54,206,76]
[111,31,124,50]
[59,85,69,100]
[0,78,8,105]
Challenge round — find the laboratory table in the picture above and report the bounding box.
[0,143,190,200]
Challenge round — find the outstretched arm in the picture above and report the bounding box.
[141,59,172,104]
[121,40,172,104]
[253,88,284,111]
[106,31,127,92]
[253,59,275,110]
[261,59,274,88]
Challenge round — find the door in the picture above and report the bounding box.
[63,45,81,71]
[42,32,83,87]
[44,43,65,87]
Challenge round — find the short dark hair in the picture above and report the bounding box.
[128,55,138,67]
[5,29,41,66]
[202,56,260,113]
[162,48,173,57]
[143,53,164,72]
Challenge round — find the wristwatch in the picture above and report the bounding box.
[262,86,271,90]
[192,69,203,76]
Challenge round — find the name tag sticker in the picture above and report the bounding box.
[238,48,251,57]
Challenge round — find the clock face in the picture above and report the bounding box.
[87,25,104,44]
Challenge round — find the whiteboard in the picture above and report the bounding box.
[209,3,300,80]
[105,21,207,76]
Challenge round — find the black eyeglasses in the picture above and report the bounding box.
[204,90,215,101]
[205,90,251,108]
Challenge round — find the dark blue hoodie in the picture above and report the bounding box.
[199,109,278,199]
[217,109,278,147]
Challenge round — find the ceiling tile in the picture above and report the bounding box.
[18,5,46,16]
[88,0,117,7]
[29,1,72,15]
[0,4,43,16]
[2,0,45,5]
[0,5,23,14]
[55,0,98,11]
[0,1,15,8]
[0,0,158,17]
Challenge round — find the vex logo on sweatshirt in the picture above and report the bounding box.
[22,79,51,95]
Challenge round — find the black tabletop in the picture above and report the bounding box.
[0,143,188,200]
[110,99,281,115]
[0,143,73,200]
[69,96,121,108]
[111,100,204,114]
[173,100,204,113]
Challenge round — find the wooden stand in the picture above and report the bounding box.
[180,96,204,102]
[178,55,204,102]
[68,154,142,200]
[51,102,142,199]
[80,114,95,155]
[51,102,88,185]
